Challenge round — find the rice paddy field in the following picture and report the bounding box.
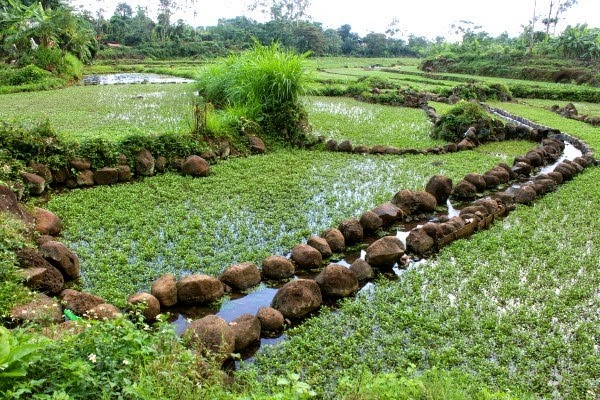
[2,57,599,399]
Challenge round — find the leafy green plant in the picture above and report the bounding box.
[197,42,311,145]
[431,101,495,142]
[0,327,48,394]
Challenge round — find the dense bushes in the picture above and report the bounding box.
[197,43,312,145]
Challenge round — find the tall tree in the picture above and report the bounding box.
[249,0,311,24]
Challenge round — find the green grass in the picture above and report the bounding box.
[46,144,532,306]
[517,99,600,116]
[242,167,600,399]
[0,83,197,143]
[488,101,600,151]
[306,96,444,148]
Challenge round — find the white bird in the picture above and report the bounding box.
[30,37,38,50]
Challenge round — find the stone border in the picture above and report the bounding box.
[2,111,598,362]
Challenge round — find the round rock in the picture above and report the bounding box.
[365,236,405,268]
[315,264,359,298]
[261,256,295,280]
[184,315,235,357]
[290,244,322,270]
[322,228,345,253]
[256,306,285,332]
[176,274,224,305]
[219,262,261,291]
[271,279,322,319]
[230,314,261,352]
[151,273,178,307]
[127,292,161,321]
[338,218,363,245]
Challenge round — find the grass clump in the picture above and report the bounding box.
[431,101,496,142]
[197,42,311,146]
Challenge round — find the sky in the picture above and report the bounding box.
[70,0,599,40]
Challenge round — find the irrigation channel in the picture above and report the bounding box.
[166,118,586,365]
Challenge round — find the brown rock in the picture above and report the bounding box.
[512,162,532,177]
[28,162,52,183]
[261,256,295,280]
[371,203,402,226]
[155,156,167,173]
[34,207,62,236]
[338,218,363,245]
[135,149,155,176]
[474,198,500,215]
[547,171,563,184]
[76,170,95,186]
[422,222,443,240]
[51,168,69,184]
[230,314,261,352]
[325,139,338,151]
[290,244,322,270]
[36,235,55,246]
[70,158,91,171]
[414,191,438,212]
[117,165,132,182]
[220,262,261,291]
[359,211,382,233]
[425,175,453,204]
[406,228,435,255]
[322,228,345,253]
[256,306,285,332]
[451,180,478,199]
[459,205,489,218]
[177,274,224,305]
[151,273,178,307]
[127,292,161,321]
[249,136,266,154]
[10,294,63,325]
[16,248,51,269]
[464,173,486,192]
[60,289,104,316]
[489,166,510,183]
[513,186,537,204]
[181,155,210,177]
[457,138,475,151]
[39,241,80,280]
[93,167,119,185]
[0,185,34,223]
[18,265,64,295]
[337,140,353,152]
[354,145,370,154]
[86,303,121,320]
[315,264,358,298]
[483,173,501,188]
[184,315,235,357]
[271,279,322,319]
[349,259,373,281]
[307,236,333,258]
[21,172,45,195]
[365,236,405,268]
[371,145,386,154]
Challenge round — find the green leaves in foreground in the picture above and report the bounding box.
[0,327,47,392]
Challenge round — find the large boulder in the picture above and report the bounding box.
[230,314,261,352]
[76,170,95,187]
[176,274,224,305]
[290,244,322,270]
[20,172,45,195]
[16,248,52,270]
[322,228,345,253]
[307,236,333,258]
[155,156,167,173]
[28,162,52,183]
[422,222,443,240]
[34,207,62,236]
[371,202,403,226]
[512,162,532,177]
[425,175,453,204]
[184,315,235,357]
[127,292,161,321]
[0,185,34,223]
[414,191,437,213]
[60,289,105,316]
[349,259,373,281]
[359,211,382,233]
[70,158,91,171]
[181,155,210,177]
[39,241,80,280]
[151,273,178,307]
[93,167,119,185]
[365,236,405,268]
[338,218,363,245]
[315,264,358,298]
[256,306,285,332]
[135,149,155,176]
[219,262,261,291]
[117,165,132,182]
[261,256,295,280]
[271,279,322,319]
[10,294,63,325]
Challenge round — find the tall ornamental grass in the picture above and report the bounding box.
[197,43,311,145]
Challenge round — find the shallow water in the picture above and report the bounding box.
[83,73,194,85]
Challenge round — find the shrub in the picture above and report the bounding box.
[197,42,311,145]
[18,48,83,82]
[432,101,495,142]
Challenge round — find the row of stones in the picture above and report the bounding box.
[6,129,596,358]
[323,123,543,157]
[17,135,268,198]
[549,102,600,126]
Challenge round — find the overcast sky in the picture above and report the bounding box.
[71,0,599,40]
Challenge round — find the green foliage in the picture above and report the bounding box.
[432,101,494,141]
[439,82,513,102]
[0,327,48,393]
[197,42,311,144]
[0,64,51,85]
[336,367,531,400]
[18,47,83,81]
